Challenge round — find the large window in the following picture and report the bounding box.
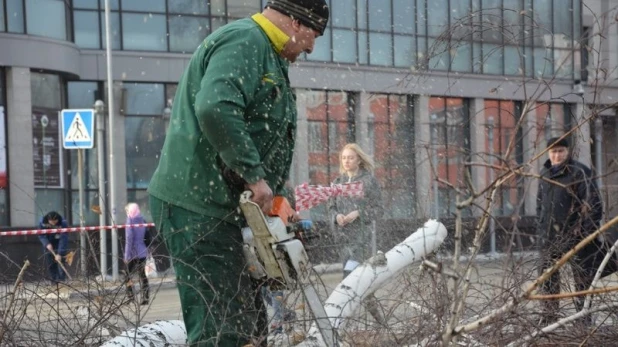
[484,100,524,216]
[301,90,355,221]
[31,72,66,223]
[429,97,471,217]
[74,0,270,52]
[124,82,175,217]
[370,94,415,219]
[0,69,8,225]
[306,0,582,79]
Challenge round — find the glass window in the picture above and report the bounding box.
[70,190,100,225]
[124,83,165,115]
[167,0,209,14]
[122,13,166,51]
[26,0,67,40]
[371,94,415,219]
[300,90,354,221]
[121,0,165,12]
[358,31,368,64]
[74,0,98,9]
[68,82,99,109]
[504,46,523,75]
[169,16,209,53]
[125,117,167,189]
[484,100,524,215]
[332,0,355,28]
[451,42,472,72]
[7,0,25,33]
[416,0,426,35]
[74,10,101,49]
[34,189,66,224]
[307,27,331,62]
[99,0,119,10]
[393,0,414,34]
[332,29,356,63]
[394,35,414,68]
[369,33,392,66]
[0,1,5,31]
[368,0,391,32]
[429,97,471,217]
[101,11,121,50]
[31,73,62,109]
[356,0,367,29]
[427,0,447,36]
[227,0,261,18]
[482,43,504,74]
[210,0,225,16]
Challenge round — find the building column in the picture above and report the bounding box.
[414,95,431,218]
[293,89,310,218]
[523,105,540,216]
[6,67,35,226]
[572,103,592,167]
[469,98,486,217]
[355,92,372,156]
[105,81,127,224]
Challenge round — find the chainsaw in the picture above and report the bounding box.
[239,191,337,346]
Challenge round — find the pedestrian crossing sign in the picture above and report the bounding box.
[61,109,95,149]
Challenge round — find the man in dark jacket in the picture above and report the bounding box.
[536,137,603,324]
[148,1,329,345]
[38,211,69,283]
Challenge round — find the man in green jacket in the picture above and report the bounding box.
[148,1,329,346]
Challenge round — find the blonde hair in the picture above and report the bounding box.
[339,143,374,174]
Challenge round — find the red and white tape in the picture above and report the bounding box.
[0,223,156,237]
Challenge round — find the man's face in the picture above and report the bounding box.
[548,146,569,166]
[282,22,319,62]
[48,218,58,226]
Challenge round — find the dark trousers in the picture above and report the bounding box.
[124,257,149,299]
[44,251,66,283]
[150,196,267,347]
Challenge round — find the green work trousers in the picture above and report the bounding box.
[150,196,267,346]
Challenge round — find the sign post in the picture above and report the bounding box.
[61,109,95,277]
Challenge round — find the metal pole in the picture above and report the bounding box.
[594,117,603,199]
[371,221,377,256]
[104,0,118,281]
[94,100,107,279]
[78,149,87,276]
[430,114,440,219]
[487,117,496,255]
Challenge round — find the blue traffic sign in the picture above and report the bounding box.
[61,109,95,149]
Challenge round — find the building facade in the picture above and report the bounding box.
[0,0,617,232]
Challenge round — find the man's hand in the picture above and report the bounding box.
[246,179,273,214]
[54,254,62,262]
[46,244,54,253]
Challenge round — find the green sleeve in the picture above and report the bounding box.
[194,29,267,184]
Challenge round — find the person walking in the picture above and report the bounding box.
[123,202,150,305]
[147,1,329,345]
[38,211,69,284]
[330,143,384,277]
[536,137,603,325]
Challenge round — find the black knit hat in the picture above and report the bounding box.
[547,137,569,149]
[266,0,330,36]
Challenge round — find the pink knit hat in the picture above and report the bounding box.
[125,203,141,219]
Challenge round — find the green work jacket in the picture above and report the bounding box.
[148,15,297,226]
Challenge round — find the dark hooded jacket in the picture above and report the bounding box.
[329,169,384,262]
[536,157,602,254]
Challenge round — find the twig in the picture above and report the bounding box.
[421,260,460,280]
[528,285,618,300]
[0,260,30,343]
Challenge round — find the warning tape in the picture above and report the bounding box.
[0,223,156,237]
